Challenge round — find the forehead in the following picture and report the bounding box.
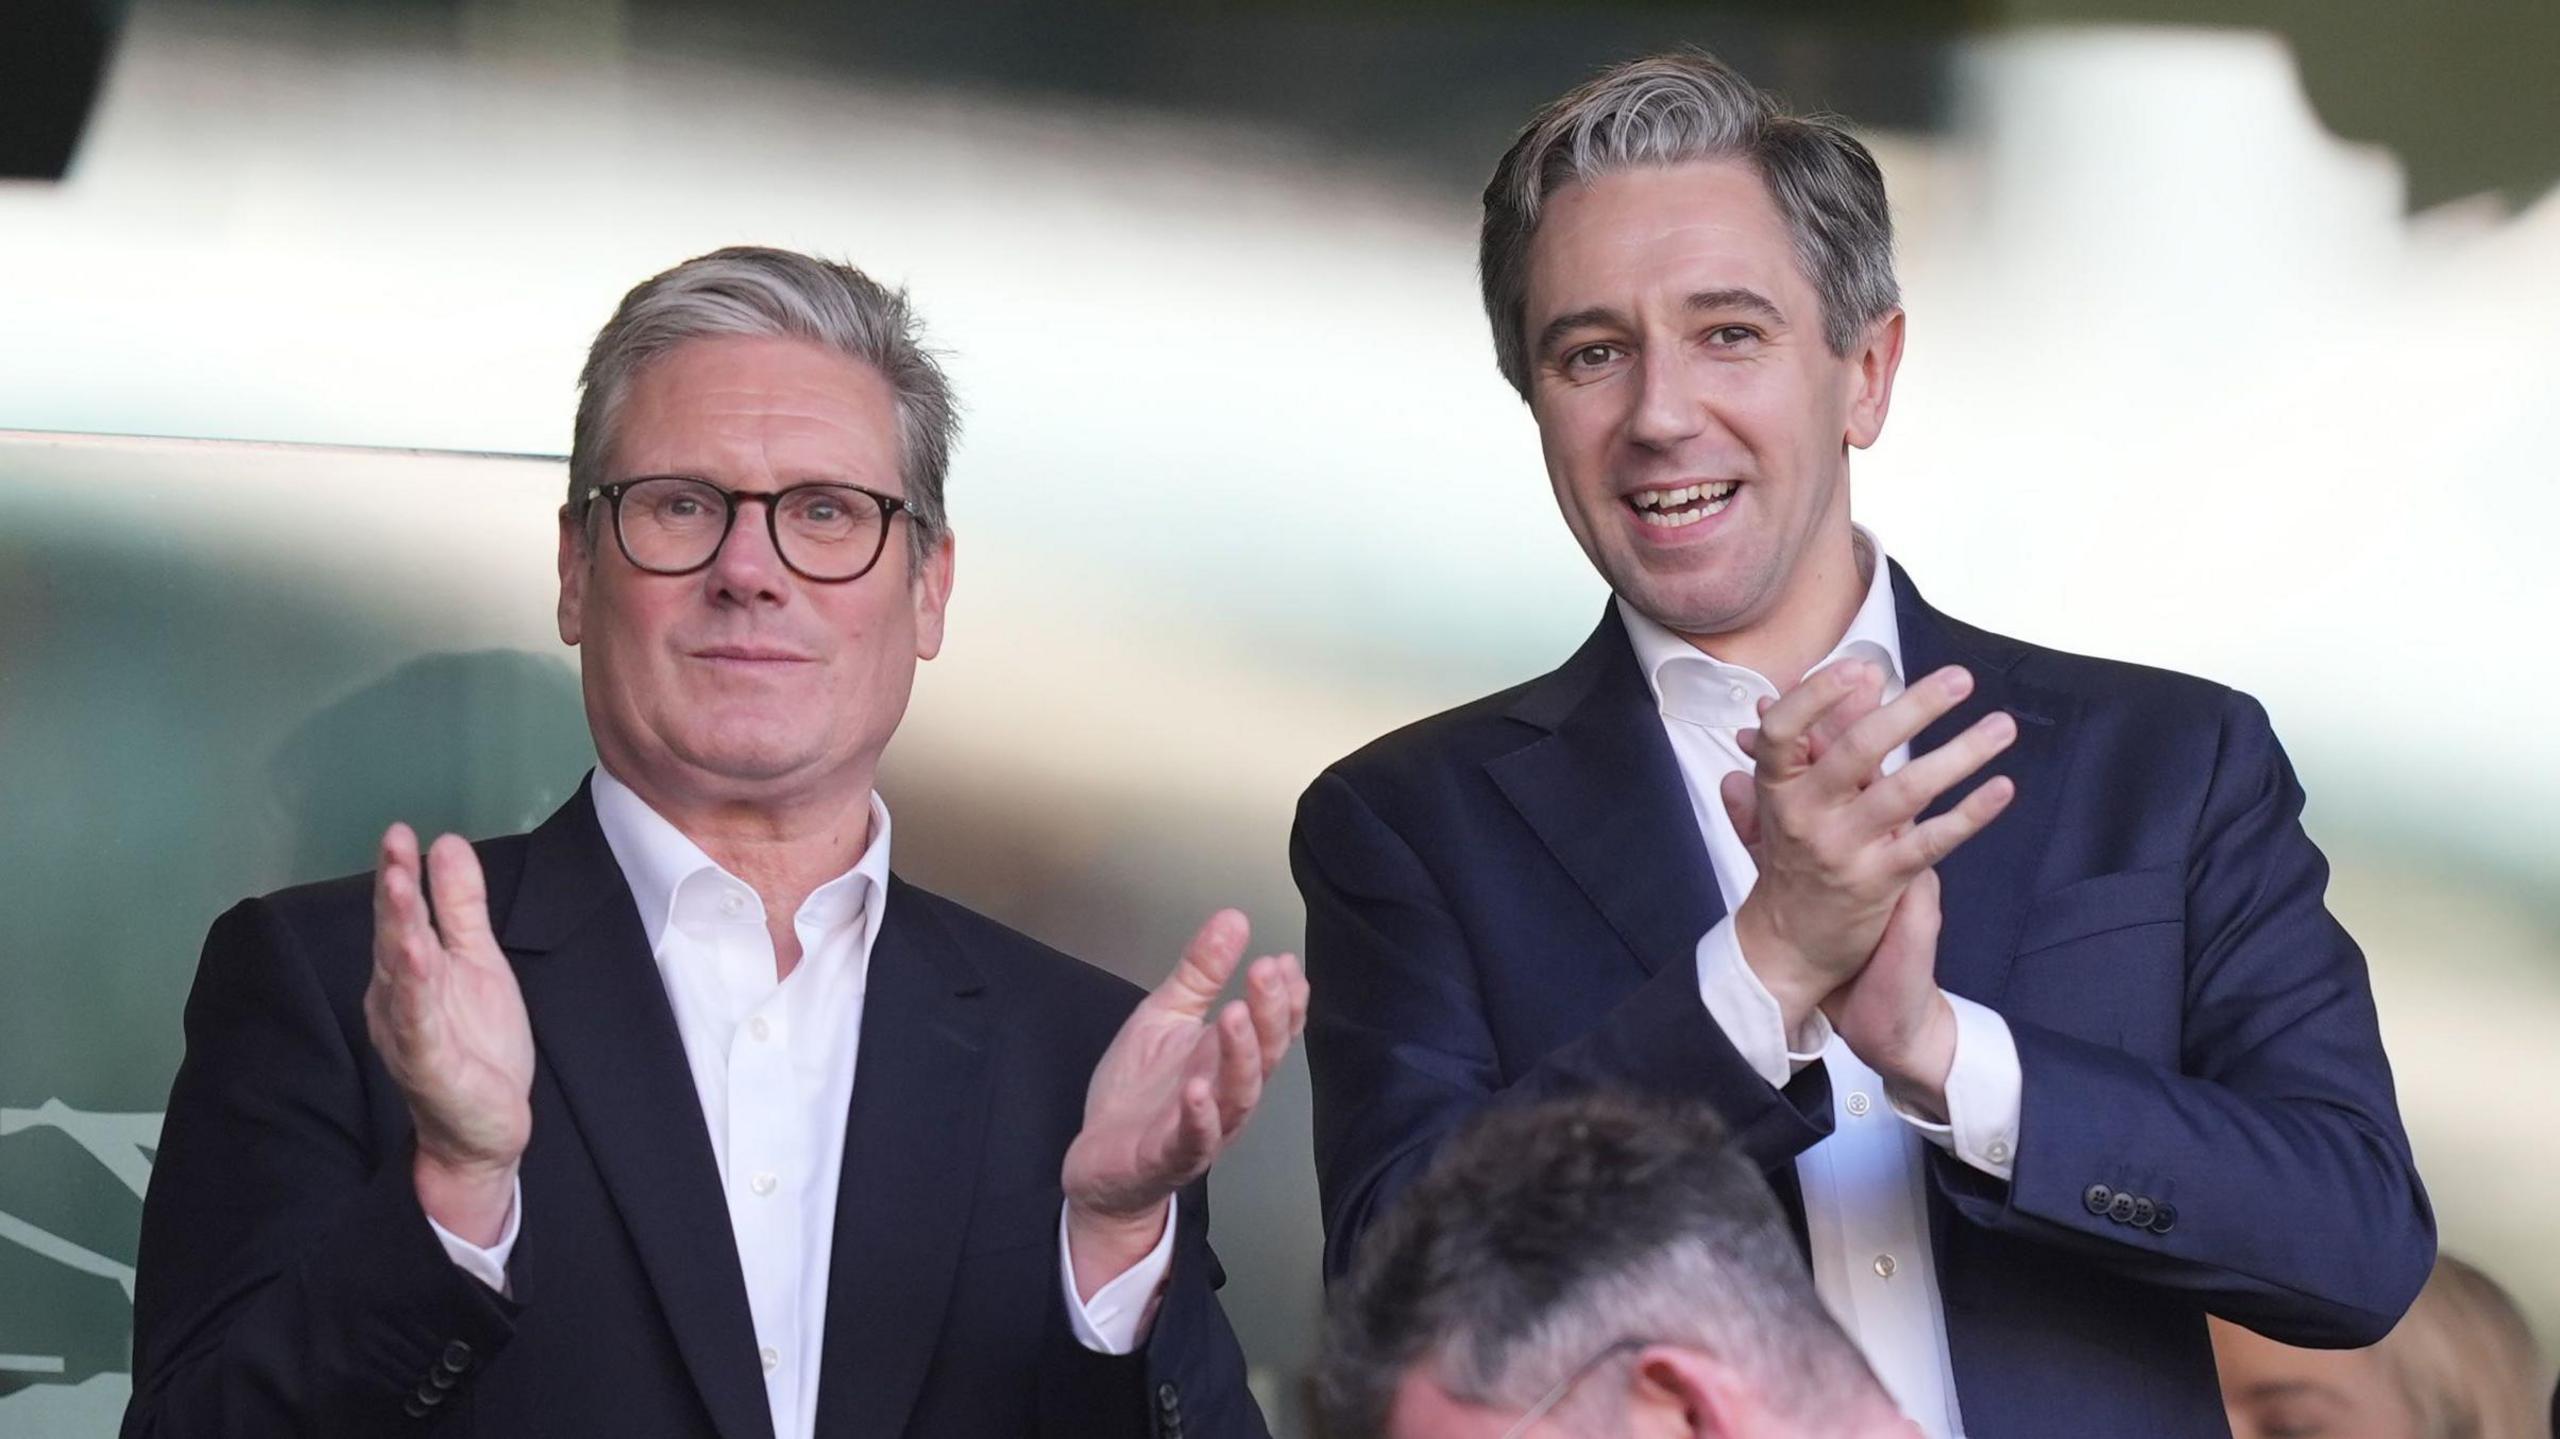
[1521,158,1805,325]
[613,333,902,490]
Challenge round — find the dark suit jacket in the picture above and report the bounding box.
[1292,566,2434,1439]
[126,783,1263,1439]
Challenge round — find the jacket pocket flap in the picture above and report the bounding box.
[2017,866,2182,954]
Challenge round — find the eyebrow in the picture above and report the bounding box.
[1533,288,1790,361]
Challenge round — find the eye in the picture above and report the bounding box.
[800,496,846,523]
[1706,324,1761,348]
[1562,342,1626,373]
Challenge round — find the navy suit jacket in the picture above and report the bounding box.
[1292,566,2433,1439]
[126,784,1263,1439]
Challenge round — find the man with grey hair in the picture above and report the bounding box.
[1294,50,2432,1439]
[128,246,1290,1437]
[1317,1093,1918,1439]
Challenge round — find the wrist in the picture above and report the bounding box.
[414,1147,518,1247]
[1064,1196,1170,1303]
[1734,898,1826,1036]
[1876,992,1959,1121]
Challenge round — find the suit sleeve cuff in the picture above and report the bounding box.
[1697,913,1831,1088]
[1891,994,2020,1181]
[428,1177,521,1298]
[1058,1195,1177,1355]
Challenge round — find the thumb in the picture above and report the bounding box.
[1718,770,1761,847]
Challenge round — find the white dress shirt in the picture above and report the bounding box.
[1619,529,2023,1439]
[431,767,1173,1439]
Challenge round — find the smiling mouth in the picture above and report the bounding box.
[690,647,814,664]
[1626,481,1739,529]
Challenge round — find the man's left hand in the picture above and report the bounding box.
[1061,910,1308,1300]
[1823,867,1958,1121]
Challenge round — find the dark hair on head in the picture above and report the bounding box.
[1479,48,1899,398]
[1314,1090,1884,1437]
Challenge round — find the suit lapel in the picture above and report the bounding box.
[504,785,774,1439]
[1486,607,1727,978]
[810,880,995,1439]
[1891,564,2071,1008]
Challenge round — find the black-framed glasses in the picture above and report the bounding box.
[588,475,911,583]
[1497,1338,1648,1439]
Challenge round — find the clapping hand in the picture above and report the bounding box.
[364,824,534,1246]
[1059,910,1306,1299]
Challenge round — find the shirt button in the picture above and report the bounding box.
[1845,1092,1872,1117]
[750,1171,778,1197]
[721,892,747,917]
[1986,1140,2012,1165]
[748,1015,771,1043]
[1728,683,1749,703]
[1873,1254,1897,1279]
[759,1346,779,1374]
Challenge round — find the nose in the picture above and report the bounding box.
[1626,343,1710,453]
[703,497,794,605]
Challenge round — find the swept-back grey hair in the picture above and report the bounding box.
[568,245,958,561]
[1479,49,1900,397]
[1315,1091,1889,1438]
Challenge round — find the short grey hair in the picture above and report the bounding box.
[1315,1092,1887,1438]
[1480,49,1900,397]
[568,245,958,562]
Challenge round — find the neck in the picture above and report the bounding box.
[1678,524,1868,685]
[606,761,878,979]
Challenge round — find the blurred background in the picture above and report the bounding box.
[4,1,2555,1433]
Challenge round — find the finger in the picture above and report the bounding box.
[1755,662,1875,777]
[1163,1075,1218,1180]
[1284,956,1309,1041]
[1801,662,1884,765]
[1211,1001,1262,1134]
[1849,710,2018,833]
[1885,775,2017,873]
[1156,909,1249,1019]
[1718,769,1761,847]
[1814,665,1975,792]
[425,833,497,956]
[373,824,427,973]
[1244,957,1293,1072]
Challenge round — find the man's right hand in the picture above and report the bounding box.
[1720,661,2018,1036]
[364,823,534,1247]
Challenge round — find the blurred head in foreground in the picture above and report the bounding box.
[1316,1091,1916,1439]
[2212,1254,2551,1439]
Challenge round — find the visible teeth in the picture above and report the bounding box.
[1630,481,1738,526]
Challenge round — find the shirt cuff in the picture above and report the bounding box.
[428,1178,522,1297]
[1696,913,1833,1089]
[1889,994,2021,1181]
[1058,1196,1178,1355]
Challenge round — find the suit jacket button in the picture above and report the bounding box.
[2129,1197,2157,1228]
[2107,1193,2139,1224]
[2083,1184,2113,1216]
[440,1339,475,1373]
[403,1395,432,1419]
[2149,1202,2178,1235]
[1157,1381,1180,1411]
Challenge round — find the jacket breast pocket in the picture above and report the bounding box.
[2016,865,2184,956]
[2008,866,2185,1058]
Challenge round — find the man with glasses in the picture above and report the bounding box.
[127,246,1295,1438]
[1317,1092,1919,1439]
[1294,49,2432,1439]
